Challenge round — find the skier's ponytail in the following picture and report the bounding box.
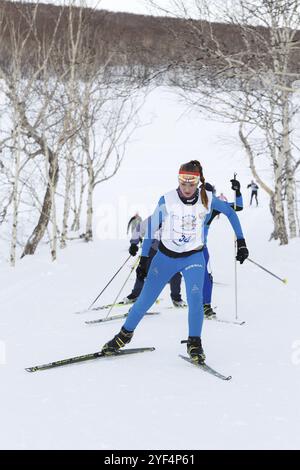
[179,160,209,209]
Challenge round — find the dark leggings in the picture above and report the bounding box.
[250,191,258,205]
[129,247,182,300]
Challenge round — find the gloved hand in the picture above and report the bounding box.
[136,256,149,281]
[230,178,241,197]
[236,238,249,264]
[129,243,139,256]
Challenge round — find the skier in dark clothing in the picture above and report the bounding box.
[202,177,243,317]
[247,180,259,206]
[124,223,186,308]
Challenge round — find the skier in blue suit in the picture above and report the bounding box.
[102,160,249,364]
[126,178,243,317]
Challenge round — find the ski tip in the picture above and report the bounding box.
[179,355,232,381]
[283,278,288,284]
[25,367,36,373]
[121,346,156,353]
[142,347,155,352]
[178,354,190,360]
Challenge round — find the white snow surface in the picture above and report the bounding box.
[0,87,300,450]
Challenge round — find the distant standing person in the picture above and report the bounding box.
[127,213,142,236]
[247,180,259,206]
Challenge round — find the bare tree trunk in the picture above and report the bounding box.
[269,195,279,241]
[238,124,273,197]
[84,123,94,241]
[81,103,94,242]
[285,161,297,238]
[9,125,21,267]
[21,144,59,257]
[282,97,297,238]
[269,194,278,241]
[71,155,85,231]
[85,174,94,242]
[60,146,74,248]
[50,185,58,261]
[60,5,83,247]
[239,121,289,244]
[274,163,288,245]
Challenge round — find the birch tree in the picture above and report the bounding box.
[59,4,85,249]
[78,71,146,242]
[147,0,300,244]
[0,0,150,262]
[0,2,82,259]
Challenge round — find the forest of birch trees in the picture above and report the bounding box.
[1,0,300,266]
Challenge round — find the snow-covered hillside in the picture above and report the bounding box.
[0,87,299,450]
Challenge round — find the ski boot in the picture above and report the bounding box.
[122,293,138,304]
[187,336,206,364]
[172,299,188,308]
[203,303,216,318]
[101,327,134,355]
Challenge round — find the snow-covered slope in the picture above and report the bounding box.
[0,87,299,450]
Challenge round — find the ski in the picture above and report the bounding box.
[179,355,232,381]
[85,311,160,324]
[166,308,245,326]
[25,347,155,373]
[165,304,187,310]
[74,298,161,314]
[74,302,127,314]
[206,317,246,326]
[164,306,245,325]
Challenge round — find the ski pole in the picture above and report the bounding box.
[105,256,141,320]
[233,172,238,320]
[247,258,287,284]
[88,254,132,310]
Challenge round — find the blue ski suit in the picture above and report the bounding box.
[130,189,243,306]
[123,188,244,337]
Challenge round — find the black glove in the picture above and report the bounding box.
[136,256,149,281]
[236,238,249,264]
[230,178,241,197]
[129,243,139,256]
